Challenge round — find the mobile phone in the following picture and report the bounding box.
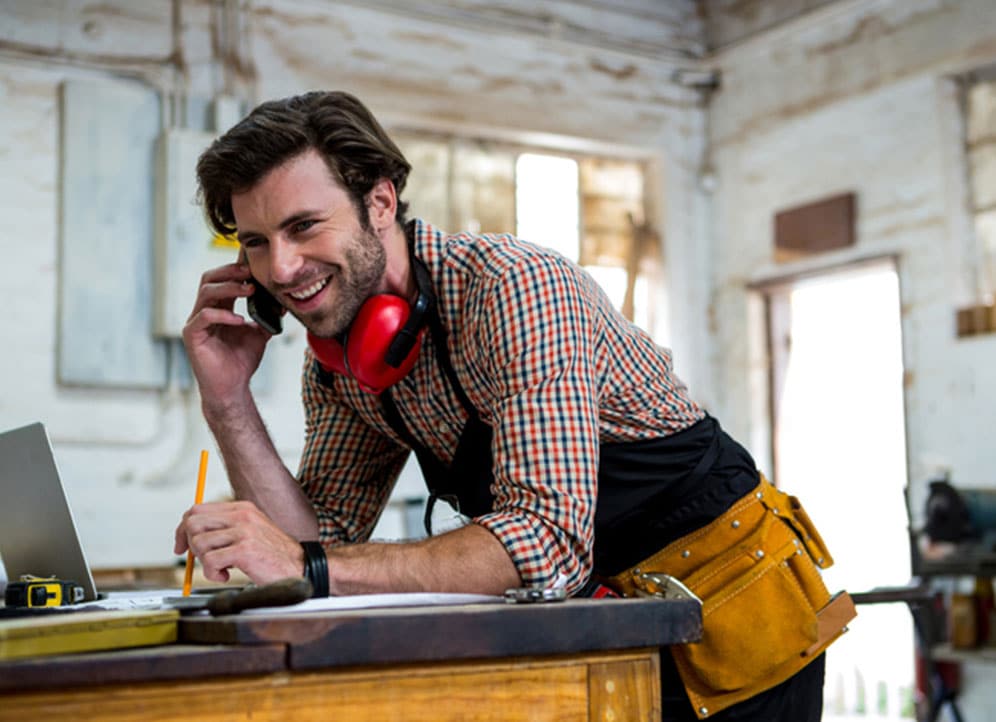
[246,277,284,335]
[238,250,284,335]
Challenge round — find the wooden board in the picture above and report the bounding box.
[0,649,659,722]
[0,609,178,661]
[773,192,856,262]
[179,597,701,670]
[0,643,285,693]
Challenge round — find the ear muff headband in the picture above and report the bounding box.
[384,258,433,367]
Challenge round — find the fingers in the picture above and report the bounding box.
[198,279,255,311]
[174,500,235,555]
[178,501,302,584]
[182,269,269,345]
[191,527,242,582]
[187,305,250,333]
[202,260,252,285]
[173,522,187,555]
[188,264,255,321]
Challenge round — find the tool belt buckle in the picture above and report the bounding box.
[630,569,701,603]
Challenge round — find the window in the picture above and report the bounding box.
[515,153,579,261]
[964,68,996,296]
[395,132,661,335]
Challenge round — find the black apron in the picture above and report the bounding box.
[378,306,760,580]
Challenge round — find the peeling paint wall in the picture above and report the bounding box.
[0,0,710,567]
[708,0,996,512]
[701,0,841,50]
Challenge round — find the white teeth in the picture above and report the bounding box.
[289,278,329,300]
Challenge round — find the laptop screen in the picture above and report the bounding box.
[0,423,99,601]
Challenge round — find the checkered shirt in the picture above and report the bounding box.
[297,219,704,592]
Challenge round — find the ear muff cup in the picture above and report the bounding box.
[309,255,434,394]
[308,295,426,394]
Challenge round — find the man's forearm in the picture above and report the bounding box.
[204,397,319,540]
[326,523,521,596]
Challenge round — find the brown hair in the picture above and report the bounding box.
[196,91,411,235]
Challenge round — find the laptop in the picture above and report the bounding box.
[0,422,99,602]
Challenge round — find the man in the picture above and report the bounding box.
[176,90,851,721]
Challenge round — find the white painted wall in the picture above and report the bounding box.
[708,0,996,514]
[0,0,707,568]
[707,2,996,715]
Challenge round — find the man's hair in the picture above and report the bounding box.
[196,91,411,236]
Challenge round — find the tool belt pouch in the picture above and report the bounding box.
[607,475,856,718]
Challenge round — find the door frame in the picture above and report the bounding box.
[746,253,908,488]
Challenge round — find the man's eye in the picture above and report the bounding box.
[242,237,266,249]
[293,220,315,233]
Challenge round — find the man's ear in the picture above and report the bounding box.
[366,178,397,233]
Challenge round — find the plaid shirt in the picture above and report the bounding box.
[298,219,704,591]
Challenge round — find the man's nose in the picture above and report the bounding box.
[268,239,302,286]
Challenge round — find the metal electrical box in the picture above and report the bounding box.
[59,78,169,388]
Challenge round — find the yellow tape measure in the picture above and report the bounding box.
[4,575,84,607]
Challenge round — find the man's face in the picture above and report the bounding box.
[232,149,386,338]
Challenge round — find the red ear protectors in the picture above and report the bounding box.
[308,258,434,394]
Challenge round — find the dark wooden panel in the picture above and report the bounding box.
[774,192,856,260]
[179,598,701,671]
[0,643,285,693]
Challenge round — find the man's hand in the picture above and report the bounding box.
[174,500,306,584]
[182,261,272,415]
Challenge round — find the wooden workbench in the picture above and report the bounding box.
[0,597,701,721]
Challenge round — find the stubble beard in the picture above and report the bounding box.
[298,225,386,339]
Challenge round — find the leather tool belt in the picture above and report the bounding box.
[606,474,856,719]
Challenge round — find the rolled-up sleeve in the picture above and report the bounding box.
[468,255,602,592]
[299,359,410,545]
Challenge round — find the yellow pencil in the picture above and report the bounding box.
[182,449,209,597]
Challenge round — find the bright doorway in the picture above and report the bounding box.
[765,259,915,719]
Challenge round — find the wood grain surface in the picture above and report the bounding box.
[179,597,701,671]
[0,649,659,722]
[0,643,285,692]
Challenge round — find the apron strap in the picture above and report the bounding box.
[378,284,493,536]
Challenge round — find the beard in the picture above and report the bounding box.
[293,225,387,338]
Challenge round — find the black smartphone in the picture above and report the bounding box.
[238,250,284,335]
[246,277,284,335]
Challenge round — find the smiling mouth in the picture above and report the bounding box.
[287,277,330,302]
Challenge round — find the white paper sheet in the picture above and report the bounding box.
[77,589,502,614]
[238,592,503,615]
[80,589,181,611]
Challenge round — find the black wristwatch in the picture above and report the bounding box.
[300,541,329,598]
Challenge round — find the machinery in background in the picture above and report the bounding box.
[852,476,996,722]
[924,478,996,553]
